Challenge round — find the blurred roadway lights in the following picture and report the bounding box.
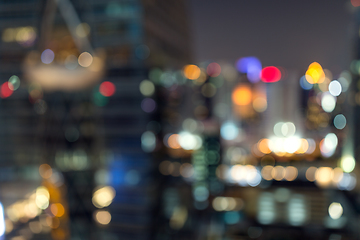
[212,197,244,211]
[288,194,307,226]
[305,62,325,84]
[321,92,336,113]
[328,80,342,96]
[268,136,301,154]
[229,165,261,186]
[178,132,202,150]
[139,80,155,96]
[141,131,156,152]
[94,210,111,225]
[334,114,346,130]
[235,56,262,83]
[0,203,4,237]
[257,192,275,225]
[300,75,313,90]
[92,186,116,209]
[8,75,20,90]
[183,64,201,80]
[328,203,343,220]
[340,156,356,173]
[220,122,239,140]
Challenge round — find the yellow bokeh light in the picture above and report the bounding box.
[232,85,252,105]
[92,186,116,208]
[183,64,201,80]
[305,62,325,84]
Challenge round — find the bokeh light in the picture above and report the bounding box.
[235,57,262,83]
[334,114,346,130]
[99,81,116,97]
[328,80,342,97]
[1,82,13,98]
[220,122,239,140]
[183,64,201,80]
[341,155,356,173]
[260,66,281,83]
[305,62,324,84]
[139,80,155,96]
[206,62,221,77]
[41,49,54,64]
[78,52,93,67]
[232,84,252,105]
[328,202,343,220]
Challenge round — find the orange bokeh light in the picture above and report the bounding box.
[232,85,252,105]
[183,64,201,80]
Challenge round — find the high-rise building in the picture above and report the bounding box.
[0,0,191,239]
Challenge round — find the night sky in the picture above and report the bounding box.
[188,0,355,75]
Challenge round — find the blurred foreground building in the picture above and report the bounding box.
[0,0,191,239]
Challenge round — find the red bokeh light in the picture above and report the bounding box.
[1,82,13,98]
[99,81,116,97]
[351,0,360,7]
[206,62,221,77]
[260,66,282,83]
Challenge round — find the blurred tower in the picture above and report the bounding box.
[0,0,191,239]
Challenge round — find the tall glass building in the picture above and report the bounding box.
[0,0,191,239]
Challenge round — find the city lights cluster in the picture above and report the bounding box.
[212,196,244,212]
[214,164,356,191]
